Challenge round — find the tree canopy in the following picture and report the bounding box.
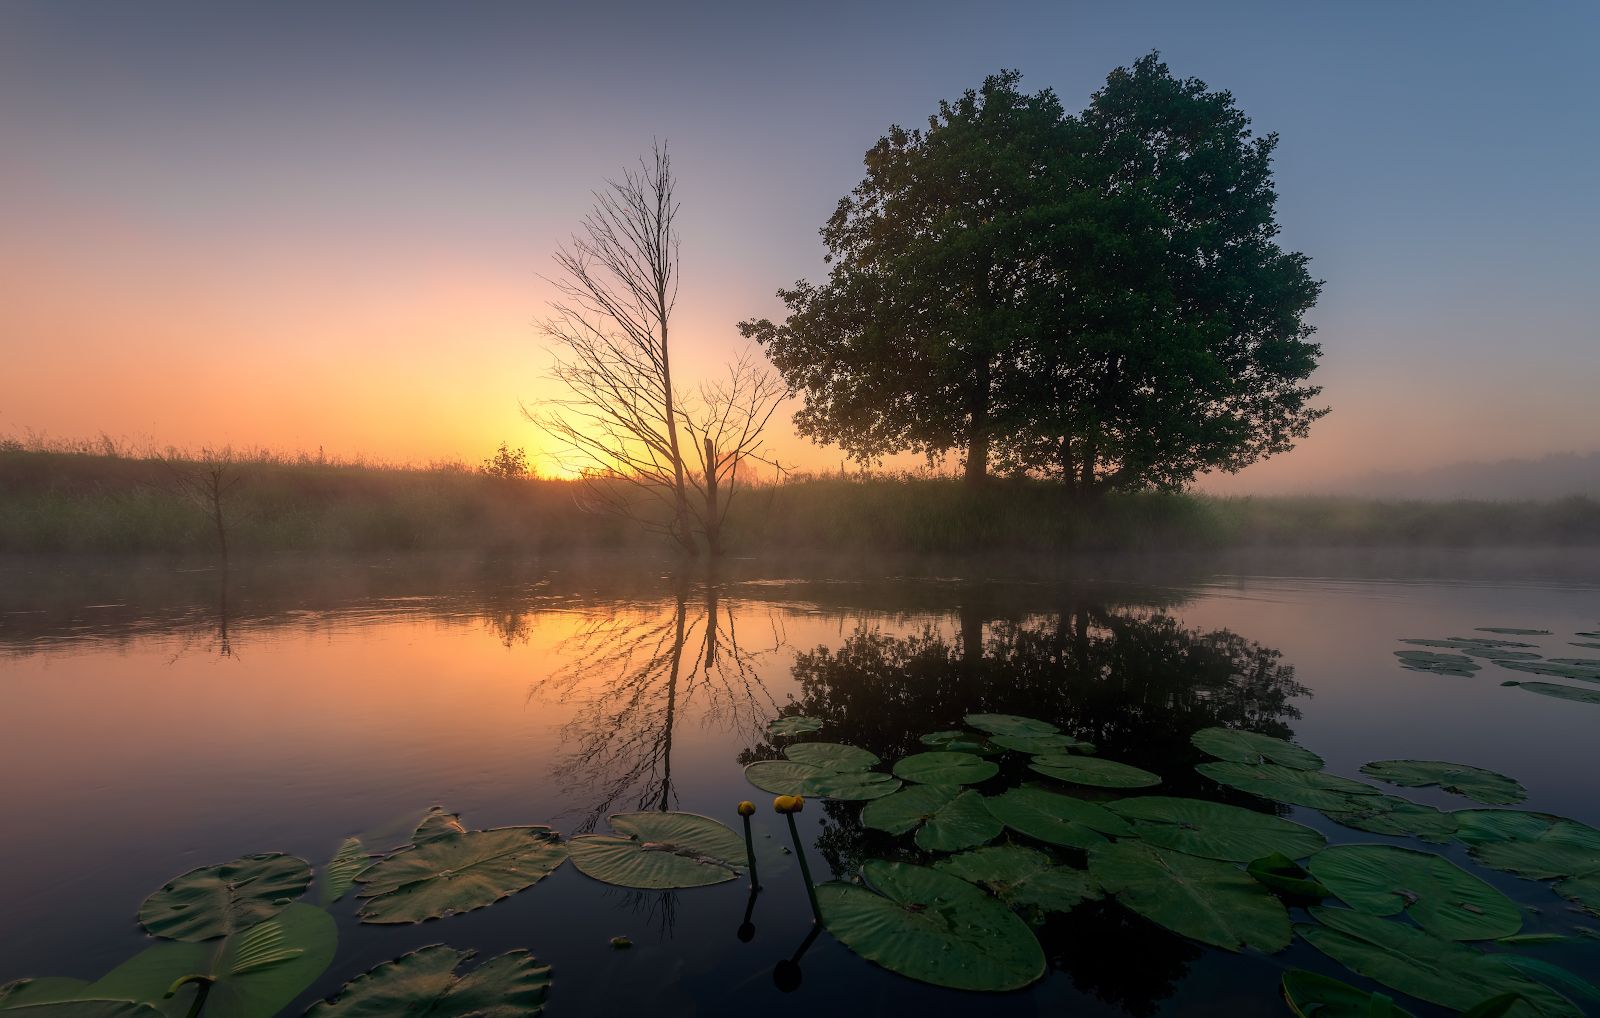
[742,54,1326,491]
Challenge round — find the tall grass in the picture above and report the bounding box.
[2,448,1598,557]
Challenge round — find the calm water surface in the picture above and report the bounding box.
[2,552,1598,1016]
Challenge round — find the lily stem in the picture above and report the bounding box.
[742,813,762,891]
[784,812,821,922]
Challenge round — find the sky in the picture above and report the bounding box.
[2,1,1597,492]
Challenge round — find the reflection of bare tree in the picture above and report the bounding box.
[531,582,785,833]
[165,570,238,664]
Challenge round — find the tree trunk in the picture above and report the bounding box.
[1079,423,1098,494]
[1059,436,1077,495]
[702,437,722,557]
[964,355,992,486]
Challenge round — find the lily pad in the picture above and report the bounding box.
[1107,797,1325,862]
[1196,761,1382,812]
[1499,661,1600,682]
[989,732,1094,754]
[1360,760,1526,805]
[984,786,1132,849]
[1453,810,1600,879]
[319,838,368,906]
[1502,681,1600,705]
[932,845,1100,914]
[305,944,551,1017]
[1190,727,1324,770]
[0,981,162,1017]
[1307,844,1522,940]
[1247,853,1329,898]
[91,903,336,1018]
[744,759,822,795]
[816,860,1046,992]
[768,715,823,737]
[861,785,1002,853]
[1323,795,1459,843]
[138,853,312,942]
[411,808,468,846]
[1088,840,1292,953]
[1571,642,1600,650]
[1555,874,1600,916]
[1298,906,1582,1017]
[1477,628,1551,636]
[1029,754,1160,789]
[784,742,880,772]
[1395,650,1480,676]
[963,713,1058,737]
[355,826,567,923]
[893,751,999,785]
[804,770,902,800]
[1281,969,1416,1018]
[919,730,995,754]
[569,812,744,889]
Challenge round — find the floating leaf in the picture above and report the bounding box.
[1281,969,1416,1018]
[1323,795,1459,843]
[1477,628,1552,636]
[355,826,567,923]
[963,713,1058,737]
[893,751,999,785]
[1395,650,1480,676]
[569,812,744,889]
[805,770,902,800]
[305,944,550,1017]
[1571,642,1600,650]
[1107,797,1325,862]
[768,715,823,737]
[1190,727,1324,770]
[1307,844,1522,940]
[1502,681,1600,705]
[411,808,467,846]
[1499,661,1600,682]
[816,860,1045,992]
[1088,840,1291,953]
[1401,639,1540,660]
[1247,853,1328,898]
[984,786,1131,849]
[784,742,880,772]
[1360,760,1526,805]
[1454,810,1600,879]
[862,785,1001,853]
[744,759,822,794]
[1497,956,1600,1005]
[1196,761,1382,812]
[319,838,368,906]
[1555,874,1600,916]
[988,732,1093,754]
[138,853,312,942]
[0,980,161,1017]
[918,730,995,754]
[91,903,336,1018]
[1029,754,1160,789]
[932,845,1100,914]
[1298,906,1582,1017]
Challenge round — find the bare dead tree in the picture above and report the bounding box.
[679,350,788,556]
[160,447,243,566]
[526,142,698,554]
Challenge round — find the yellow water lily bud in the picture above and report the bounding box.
[773,794,805,814]
[737,800,756,817]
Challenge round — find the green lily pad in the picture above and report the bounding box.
[932,845,1100,914]
[1477,628,1551,636]
[305,944,550,1017]
[744,759,821,794]
[1107,797,1325,862]
[318,838,368,906]
[1395,650,1481,675]
[816,860,1046,991]
[1571,642,1600,650]
[0,980,162,1016]
[1555,874,1600,916]
[1454,810,1600,879]
[1190,727,1324,770]
[768,715,823,737]
[355,826,567,923]
[1307,844,1522,940]
[1196,761,1382,812]
[91,903,336,1018]
[964,713,1058,737]
[893,751,999,785]
[989,732,1093,754]
[1029,754,1160,789]
[1281,969,1416,1018]
[1360,760,1526,805]
[1247,853,1329,898]
[1499,661,1600,682]
[919,730,995,754]
[1578,632,1600,639]
[1323,795,1459,843]
[411,808,468,846]
[984,786,1132,849]
[805,770,902,800]
[1298,906,1582,1017]
[138,853,312,942]
[1402,639,1540,660]
[569,812,744,889]
[1088,840,1292,953]
[1502,681,1600,705]
[1497,956,1600,1006]
[785,742,880,771]
[861,785,1002,853]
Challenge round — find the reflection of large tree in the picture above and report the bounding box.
[532,583,783,832]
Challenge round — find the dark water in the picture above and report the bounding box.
[2,552,1598,1016]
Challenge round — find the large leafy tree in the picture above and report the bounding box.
[739,71,1080,483]
[745,56,1326,491]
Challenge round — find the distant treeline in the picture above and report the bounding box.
[3,448,1599,557]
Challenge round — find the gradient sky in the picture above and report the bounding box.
[2,1,1596,491]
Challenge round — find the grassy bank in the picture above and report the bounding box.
[3,448,1599,557]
